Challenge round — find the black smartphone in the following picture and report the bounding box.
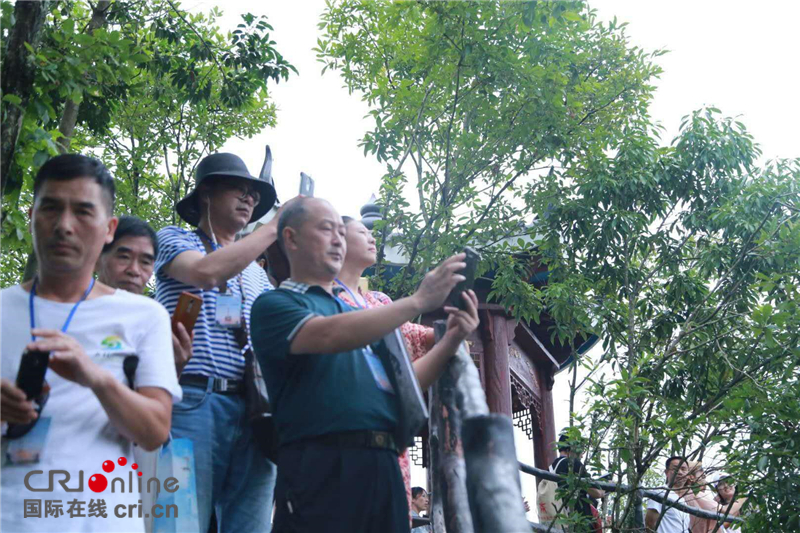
[446,247,480,310]
[16,350,50,400]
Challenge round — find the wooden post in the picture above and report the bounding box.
[532,364,558,472]
[427,319,528,533]
[480,311,512,416]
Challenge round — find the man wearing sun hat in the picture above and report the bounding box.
[154,152,282,533]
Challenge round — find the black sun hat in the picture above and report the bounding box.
[176,152,277,227]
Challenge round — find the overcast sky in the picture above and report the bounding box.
[194,0,800,215]
[190,0,800,512]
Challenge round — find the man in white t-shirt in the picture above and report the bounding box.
[1,154,181,533]
[96,214,193,371]
[646,455,692,533]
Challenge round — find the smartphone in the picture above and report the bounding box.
[172,292,202,334]
[446,247,480,310]
[16,350,50,400]
[299,172,315,197]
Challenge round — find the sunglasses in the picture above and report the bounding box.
[225,182,261,204]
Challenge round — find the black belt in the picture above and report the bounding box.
[179,374,244,394]
[293,430,398,454]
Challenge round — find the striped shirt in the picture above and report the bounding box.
[155,226,273,379]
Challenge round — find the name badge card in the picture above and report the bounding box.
[363,346,395,394]
[6,417,52,465]
[215,293,243,328]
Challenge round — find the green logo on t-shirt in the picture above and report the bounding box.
[100,336,123,350]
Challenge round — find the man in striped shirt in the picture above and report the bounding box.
[154,152,281,533]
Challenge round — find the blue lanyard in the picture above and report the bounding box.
[29,277,95,342]
[334,279,369,309]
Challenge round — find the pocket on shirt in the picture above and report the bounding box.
[173,384,208,412]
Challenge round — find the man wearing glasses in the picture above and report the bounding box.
[154,153,282,533]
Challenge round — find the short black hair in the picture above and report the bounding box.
[411,487,427,499]
[102,215,158,257]
[33,153,115,213]
[342,216,355,225]
[558,433,571,452]
[666,455,686,470]
[277,197,312,252]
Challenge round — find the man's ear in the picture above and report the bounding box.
[283,226,298,252]
[105,216,119,245]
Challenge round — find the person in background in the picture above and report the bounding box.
[685,461,720,533]
[410,487,431,533]
[713,476,746,531]
[0,154,181,533]
[96,215,192,373]
[646,456,691,533]
[551,433,605,533]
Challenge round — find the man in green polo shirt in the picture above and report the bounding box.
[251,197,478,533]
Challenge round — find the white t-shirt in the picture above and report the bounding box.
[647,491,691,533]
[1,285,182,533]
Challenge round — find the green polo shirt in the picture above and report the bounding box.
[251,280,399,445]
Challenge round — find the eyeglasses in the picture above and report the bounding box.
[227,183,261,204]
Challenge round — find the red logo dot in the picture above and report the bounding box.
[88,474,107,492]
[102,460,115,473]
[118,457,127,466]
[132,463,138,470]
[138,471,143,477]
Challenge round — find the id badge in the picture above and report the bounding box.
[216,293,243,328]
[6,417,52,465]
[363,346,395,394]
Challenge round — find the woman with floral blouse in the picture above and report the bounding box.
[335,216,479,523]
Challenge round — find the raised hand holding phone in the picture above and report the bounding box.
[446,247,480,310]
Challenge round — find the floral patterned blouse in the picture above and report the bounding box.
[335,285,433,522]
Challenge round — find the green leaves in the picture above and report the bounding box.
[1,0,294,286]
[318,3,800,527]
[2,94,22,106]
[318,0,661,306]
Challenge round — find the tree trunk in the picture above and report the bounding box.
[1,0,52,195]
[56,0,110,153]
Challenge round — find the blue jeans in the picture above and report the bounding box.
[172,382,276,533]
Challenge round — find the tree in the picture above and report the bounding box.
[0,0,295,286]
[77,3,286,230]
[1,0,51,191]
[317,0,663,308]
[534,108,800,531]
[318,1,800,530]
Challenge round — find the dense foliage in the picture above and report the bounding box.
[1,0,295,285]
[318,1,800,529]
